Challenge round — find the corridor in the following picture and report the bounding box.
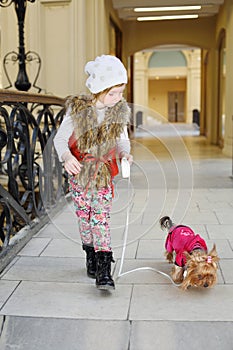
[0,126,233,350]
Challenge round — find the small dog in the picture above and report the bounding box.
[160,216,219,290]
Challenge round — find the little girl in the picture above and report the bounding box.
[54,55,133,290]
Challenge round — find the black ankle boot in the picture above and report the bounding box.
[95,251,115,290]
[82,245,96,278]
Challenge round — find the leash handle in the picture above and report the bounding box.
[121,157,130,178]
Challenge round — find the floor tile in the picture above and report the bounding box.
[129,285,233,321]
[210,239,233,259]
[197,200,232,210]
[125,224,158,241]
[229,239,233,250]
[0,281,132,320]
[206,189,233,201]
[219,259,233,283]
[0,257,19,277]
[18,238,51,256]
[183,210,219,224]
[0,317,130,350]
[51,211,78,225]
[206,224,233,239]
[215,210,233,224]
[41,238,83,257]
[0,280,20,309]
[114,259,171,285]
[136,239,165,259]
[1,256,89,283]
[0,315,3,329]
[35,224,69,239]
[111,240,138,259]
[110,212,142,225]
[130,320,233,350]
[53,223,81,238]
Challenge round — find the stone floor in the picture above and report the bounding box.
[0,126,233,350]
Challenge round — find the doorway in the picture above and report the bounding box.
[168,91,185,122]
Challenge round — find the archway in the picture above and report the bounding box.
[133,47,201,127]
[148,50,187,123]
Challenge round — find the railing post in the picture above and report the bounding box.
[0,0,36,91]
[14,0,33,91]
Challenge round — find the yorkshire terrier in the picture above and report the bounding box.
[160,216,219,290]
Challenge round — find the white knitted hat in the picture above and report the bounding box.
[85,55,127,94]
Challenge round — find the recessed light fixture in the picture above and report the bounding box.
[134,6,201,12]
[137,14,199,21]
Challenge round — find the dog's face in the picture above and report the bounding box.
[181,244,219,290]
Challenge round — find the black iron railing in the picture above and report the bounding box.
[0,89,67,253]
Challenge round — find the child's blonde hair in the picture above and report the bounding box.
[92,83,125,103]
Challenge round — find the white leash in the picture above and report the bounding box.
[115,159,181,287]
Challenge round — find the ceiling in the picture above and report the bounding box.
[112,0,225,21]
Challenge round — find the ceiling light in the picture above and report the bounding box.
[137,14,199,21]
[134,6,201,12]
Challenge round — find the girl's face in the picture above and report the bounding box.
[98,84,126,107]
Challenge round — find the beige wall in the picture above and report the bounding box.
[217,0,233,156]
[123,17,216,56]
[0,4,18,89]
[0,0,119,97]
[148,79,186,120]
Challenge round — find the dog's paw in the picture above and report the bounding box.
[165,251,174,263]
[171,265,184,283]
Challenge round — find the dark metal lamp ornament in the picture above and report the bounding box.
[0,0,41,92]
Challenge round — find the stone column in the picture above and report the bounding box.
[133,52,149,126]
[185,50,201,123]
[223,0,233,157]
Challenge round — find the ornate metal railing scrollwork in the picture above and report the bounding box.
[3,50,42,92]
[0,89,66,252]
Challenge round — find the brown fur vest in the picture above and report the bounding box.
[66,94,131,189]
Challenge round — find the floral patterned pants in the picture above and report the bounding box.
[69,177,113,252]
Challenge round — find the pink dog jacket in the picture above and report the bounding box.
[165,225,207,267]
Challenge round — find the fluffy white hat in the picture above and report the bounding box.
[85,55,127,94]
